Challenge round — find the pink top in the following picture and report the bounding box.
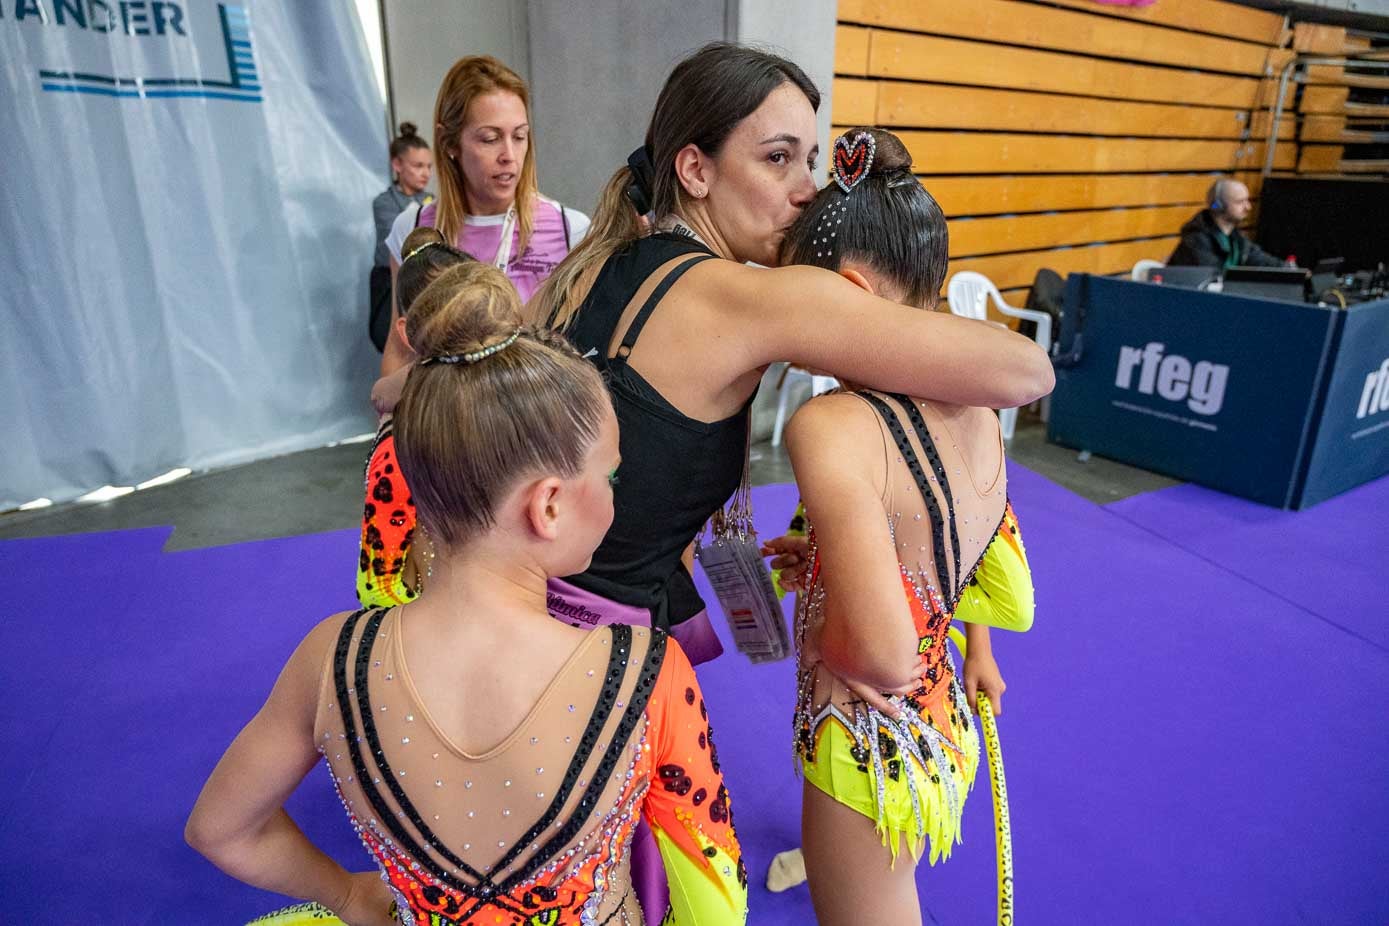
[417,196,583,302]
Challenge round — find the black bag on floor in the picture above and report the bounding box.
[368,265,392,352]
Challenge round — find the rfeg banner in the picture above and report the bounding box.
[1048,276,1341,508]
[1297,297,1389,508]
[1,1,385,508]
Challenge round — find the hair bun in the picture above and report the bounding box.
[398,121,418,138]
[839,126,913,176]
[407,263,525,360]
[401,226,447,260]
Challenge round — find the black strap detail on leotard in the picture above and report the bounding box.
[361,417,393,487]
[333,612,633,906]
[493,628,668,896]
[612,253,716,362]
[858,392,958,599]
[493,624,642,882]
[335,608,487,891]
[887,392,963,591]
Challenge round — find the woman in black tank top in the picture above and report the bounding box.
[528,43,1051,662]
[526,45,1053,926]
[556,233,738,657]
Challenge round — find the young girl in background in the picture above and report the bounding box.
[358,227,471,610]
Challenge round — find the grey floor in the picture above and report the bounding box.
[0,413,1176,551]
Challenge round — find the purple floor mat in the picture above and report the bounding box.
[1,466,1386,925]
[1107,475,1389,653]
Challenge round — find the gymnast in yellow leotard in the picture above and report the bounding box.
[777,127,1039,925]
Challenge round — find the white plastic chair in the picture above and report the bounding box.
[945,271,1053,441]
[771,365,838,447]
[1131,258,1165,282]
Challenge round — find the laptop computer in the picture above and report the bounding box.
[1147,266,1219,290]
[1221,266,1310,303]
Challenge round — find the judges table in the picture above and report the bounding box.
[1047,275,1389,509]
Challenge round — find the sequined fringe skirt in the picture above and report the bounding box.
[799,690,979,865]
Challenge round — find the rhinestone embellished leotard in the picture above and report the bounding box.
[356,418,418,609]
[792,390,1033,863]
[315,612,746,925]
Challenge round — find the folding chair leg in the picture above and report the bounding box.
[998,407,1017,442]
[772,387,791,447]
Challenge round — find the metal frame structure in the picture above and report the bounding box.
[1265,52,1389,176]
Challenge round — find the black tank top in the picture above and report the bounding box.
[560,233,754,629]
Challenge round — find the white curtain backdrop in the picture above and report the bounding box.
[1,0,386,508]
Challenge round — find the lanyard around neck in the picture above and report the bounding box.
[490,205,519,270]
[657,214,710,249]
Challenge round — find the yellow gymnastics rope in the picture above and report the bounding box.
[950,626,1014,925]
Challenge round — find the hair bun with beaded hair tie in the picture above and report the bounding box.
[419,329,523,366]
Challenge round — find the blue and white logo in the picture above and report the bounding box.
[8,2,262,103]
[1357,357,1389,420]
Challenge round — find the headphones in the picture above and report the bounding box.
[1208,179,1227,214]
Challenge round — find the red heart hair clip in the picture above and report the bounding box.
[832,131,876,194]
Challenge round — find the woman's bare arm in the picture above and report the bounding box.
[708,264,1054,410]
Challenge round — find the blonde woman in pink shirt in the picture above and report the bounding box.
[381,55,589,377]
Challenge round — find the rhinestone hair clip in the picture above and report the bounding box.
[420,329,523,365]
[814,132,878,260]
[831,131,876,194]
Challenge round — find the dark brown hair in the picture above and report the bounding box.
[394,263,610,550]
[530,42,819,326]
[389,121,429,160]
[397,227,471,315]
[780,127,948,308]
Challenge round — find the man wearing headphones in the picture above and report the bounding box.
[1168,177,1286,269]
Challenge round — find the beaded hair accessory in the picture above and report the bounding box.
[831,131,876,194]
[812,132,878,260]
[419,329,522,365]
[402,240,444,264]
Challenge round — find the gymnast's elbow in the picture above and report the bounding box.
[185,806,238,866]
[184,811,216,858]
[1003,341,1056,409]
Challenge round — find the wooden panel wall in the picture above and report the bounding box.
[833,0,1293,309]
[1288,24,1389,177]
